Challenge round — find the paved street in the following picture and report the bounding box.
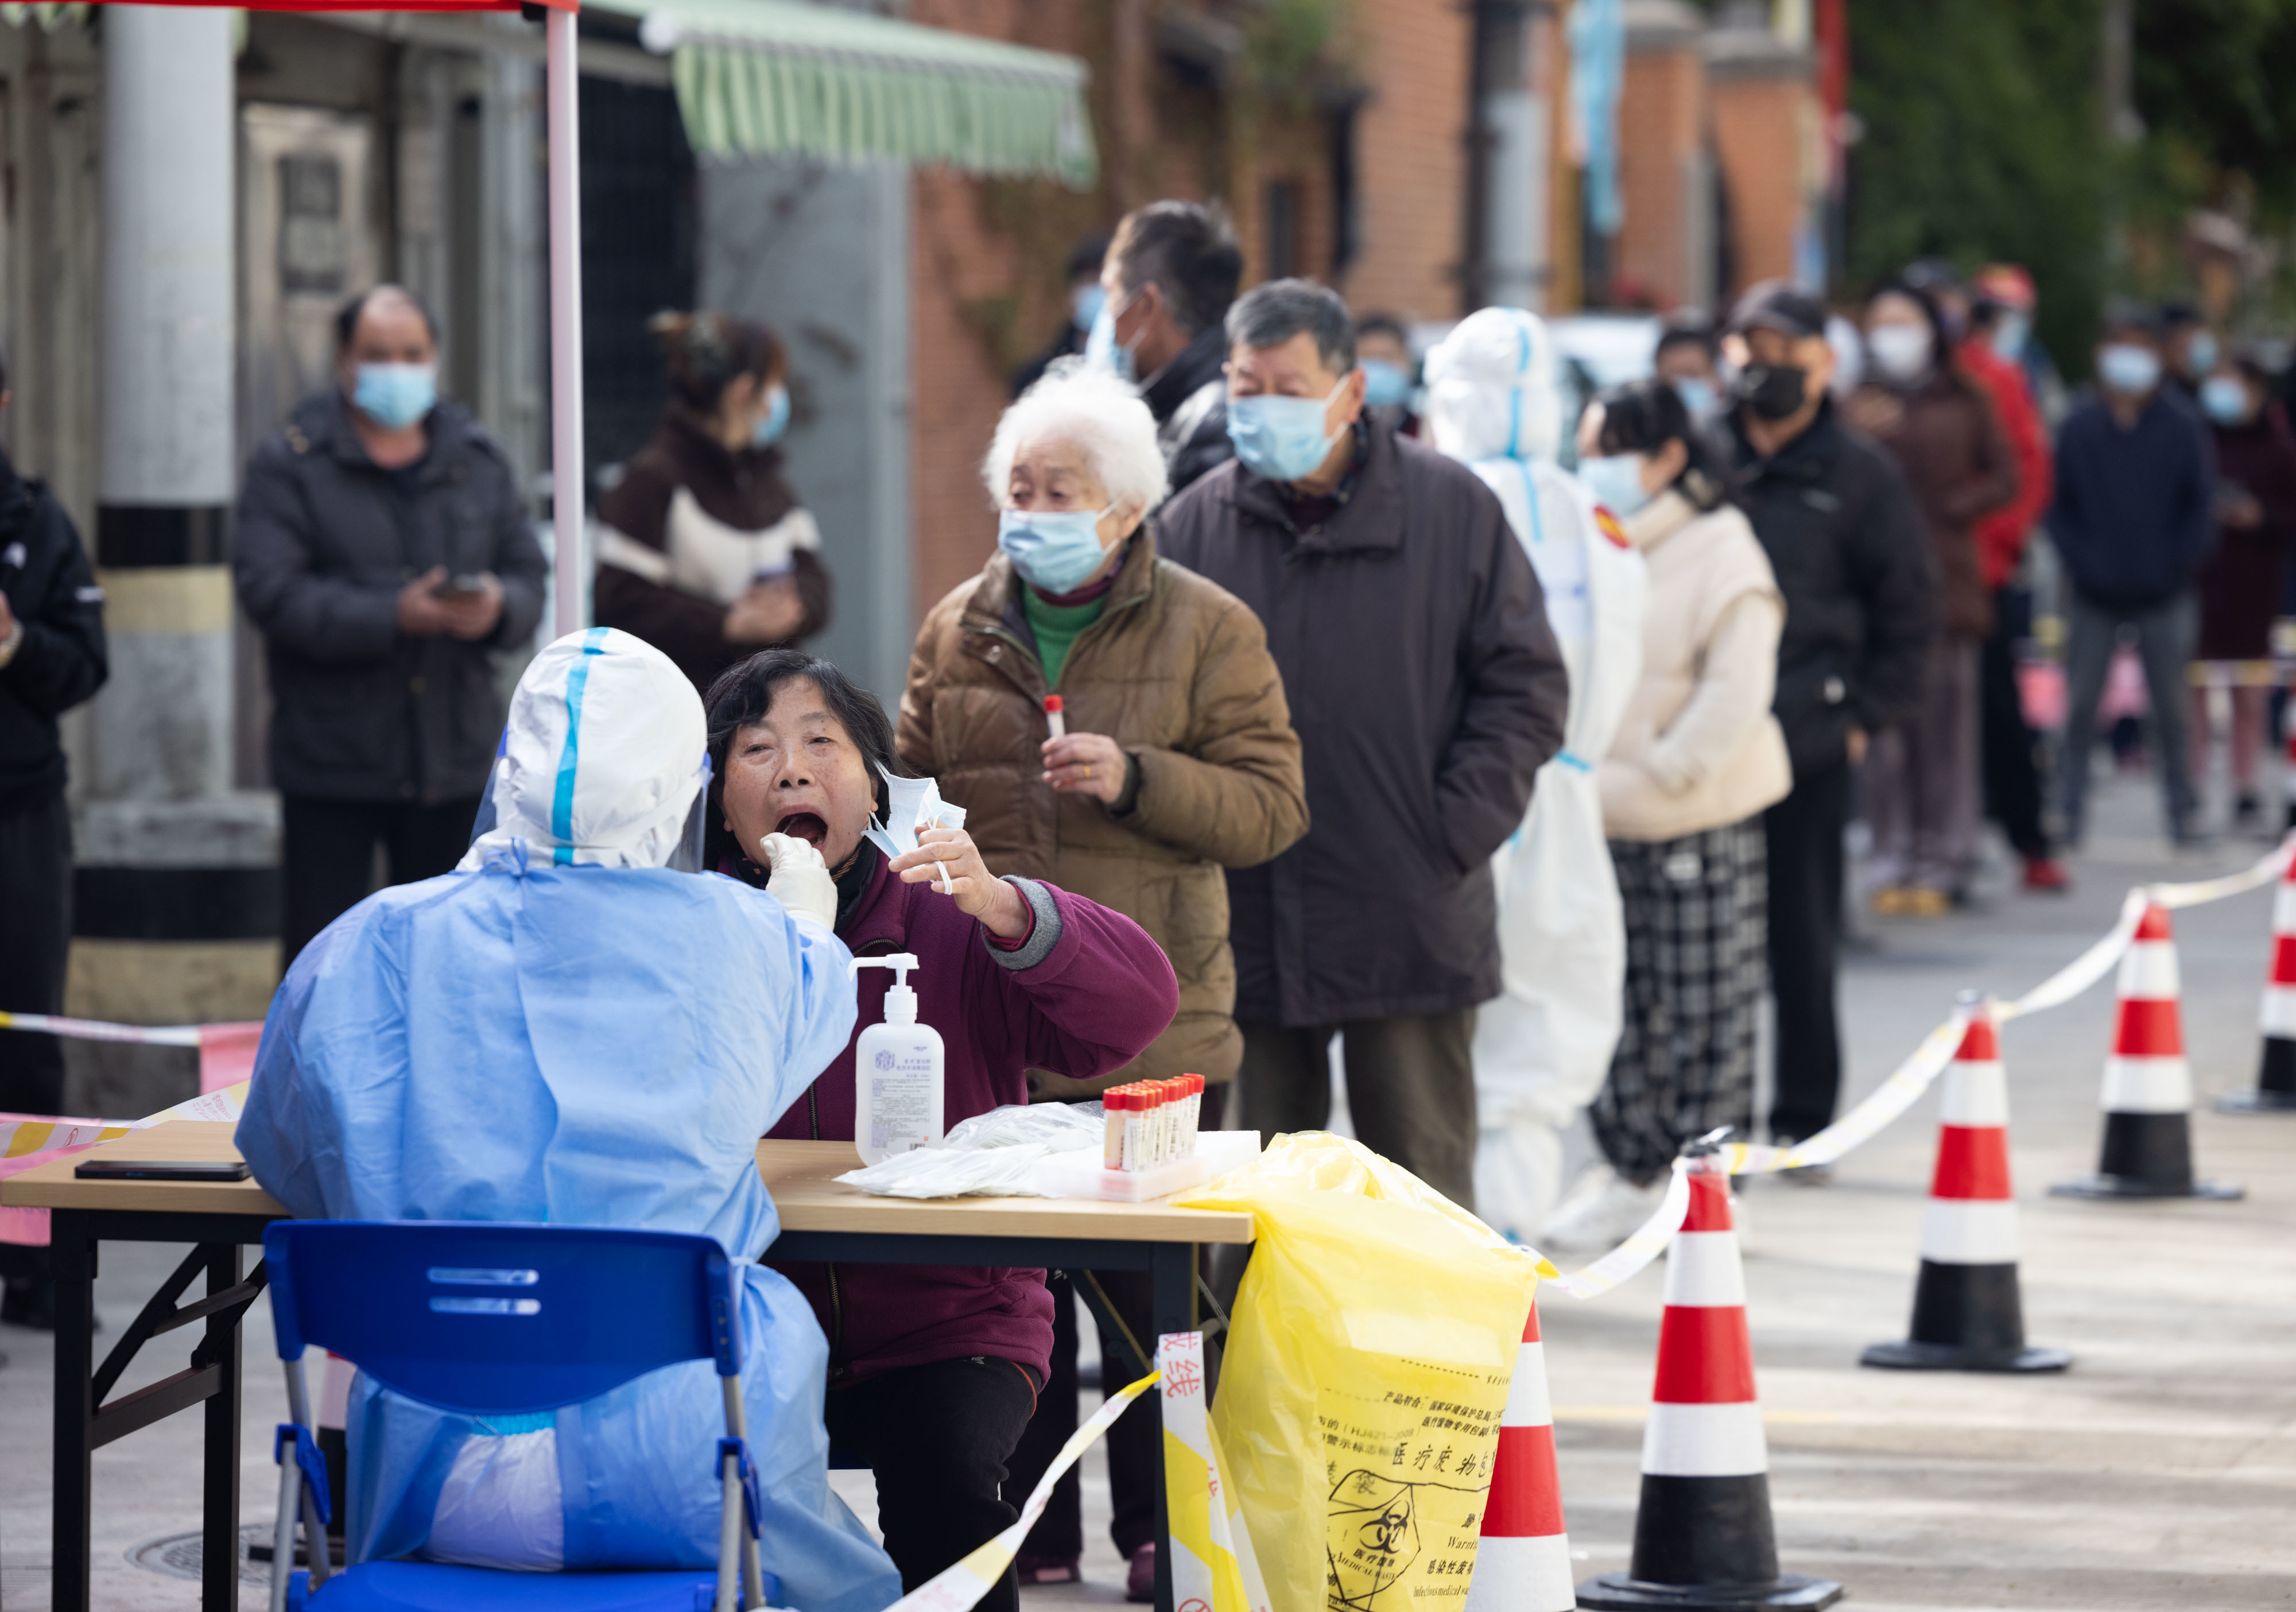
[4,773,2294,1610]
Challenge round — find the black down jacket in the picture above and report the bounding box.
[233,391,547,803]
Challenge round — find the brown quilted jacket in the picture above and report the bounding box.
[897,528,1308,1098]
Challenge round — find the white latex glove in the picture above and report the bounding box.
[759,832,838,930]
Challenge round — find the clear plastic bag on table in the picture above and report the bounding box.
[1177,1132,1541,1612]
[835,1102,1106,1199]
[941,1100,1104,1151]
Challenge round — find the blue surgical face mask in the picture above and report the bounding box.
[2201,374,2251,425]
[1989,311,2030,362]
[1578,452,1653,517]
[2187,332,2219,375]
[1673,377,1719,421]
[751,382,791,448]
[998,505,1115,595]
[1227,375,1348,483]
[1362,359,1412,410]
[1084,296,1139,383]
[2098,343,2161,397]
[353,362,437,430]
[1071,282,1106,335]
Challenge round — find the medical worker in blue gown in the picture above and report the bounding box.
[236,627,901,1612]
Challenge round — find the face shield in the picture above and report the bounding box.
[1422,308,1564,466]
[460,627,712,872]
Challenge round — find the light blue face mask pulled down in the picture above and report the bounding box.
[1362,358,1413,410]
[2099,343,2162,397]
[865,762,967,864]
[1578,452,1653,517]
[1227,375,1348,483]
[998,505,1114,595]
[751,383,791,448]
[354,363,439,430]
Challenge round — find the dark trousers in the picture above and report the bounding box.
[282,794,480,965]
[1764,759,1849,1143]
[1980,589,2050,858]
[825,1355,1041,1612]
[2060,588,2198,838]
[1007,1087,1229,1564]
[0,790,71,1116]
[1234,1010,1477,1208]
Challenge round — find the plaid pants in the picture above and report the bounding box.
[1593,817,1768,1185]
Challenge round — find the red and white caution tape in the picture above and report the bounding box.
[1544,835,2294,1301]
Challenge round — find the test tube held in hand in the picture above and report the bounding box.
[1044,695,1066,739]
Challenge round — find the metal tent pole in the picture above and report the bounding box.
[546,4,585,634]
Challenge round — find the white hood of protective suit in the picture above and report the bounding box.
[458,626,709,871]
[1422,307,1564,464]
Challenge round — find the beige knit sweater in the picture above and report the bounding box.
[1599,491,1794,842]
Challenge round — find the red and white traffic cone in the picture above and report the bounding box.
[1578,1164,1841,1611]
[2051,903,2243,1199]
[1863,1002,2069,1373]
[2221,839,2296,1113]
[1465,1293,1572,1611]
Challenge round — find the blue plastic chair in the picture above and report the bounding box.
[262,1221,773,1612]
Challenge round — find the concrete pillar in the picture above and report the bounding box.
[74,6,277,1115]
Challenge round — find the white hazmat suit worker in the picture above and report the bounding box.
[236,627,899,1612]
[1424,309,1647,1242]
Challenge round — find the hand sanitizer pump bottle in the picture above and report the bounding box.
[850,954,944,1165]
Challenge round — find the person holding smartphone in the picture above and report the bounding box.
[595,311,832,693]
[234,284,547,965]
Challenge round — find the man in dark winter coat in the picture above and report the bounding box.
[1098,201,1244,494]
[0,365,107,1328]
[0,375,107,1122]
[1721,281,1936,1157]
[2049,303,2217,847]
[233,286,546,963]
[1157,278,1569,1209]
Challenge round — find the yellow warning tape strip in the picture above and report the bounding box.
[1545,835,2294,1301]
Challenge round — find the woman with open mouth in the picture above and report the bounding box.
[705,646,1178,1612]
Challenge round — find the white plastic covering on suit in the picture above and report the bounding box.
[236,629,899,1612]
[1425,309,1648,1242]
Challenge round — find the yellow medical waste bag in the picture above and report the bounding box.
[1178,1132,1539,1612]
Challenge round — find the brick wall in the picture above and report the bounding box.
[1708,49,1814,297]
[1337,0,1470,320]
[1616,21,1706,309]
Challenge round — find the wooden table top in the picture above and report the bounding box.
[3,1123,1256,1245]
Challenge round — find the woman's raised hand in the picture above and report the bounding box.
[890,824,1032,939]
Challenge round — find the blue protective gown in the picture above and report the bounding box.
[237,843,900,1612]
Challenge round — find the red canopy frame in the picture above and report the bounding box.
[92,0,586,636]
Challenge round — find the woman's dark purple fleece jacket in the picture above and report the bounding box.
[765,855,1178,1387]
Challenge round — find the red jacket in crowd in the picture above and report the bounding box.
[1959,336,2054,590]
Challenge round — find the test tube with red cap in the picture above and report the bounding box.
[1102,1087,1127,1170]
[1044,695,1066,739]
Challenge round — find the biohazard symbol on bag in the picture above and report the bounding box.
[1178,1133,1540,1611]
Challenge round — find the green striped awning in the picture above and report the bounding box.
[0,3,86,29]
[593,0,1096,188]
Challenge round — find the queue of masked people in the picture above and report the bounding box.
[228,204,1571,1607]
[217,203,2290,1611]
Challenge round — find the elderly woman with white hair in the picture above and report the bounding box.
[898,363,1306,1590]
